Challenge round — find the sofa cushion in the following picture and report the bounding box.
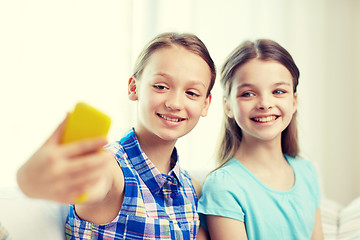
[337,197,360,239]
[0,187,68,240]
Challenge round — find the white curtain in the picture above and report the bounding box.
[1,0,359,205]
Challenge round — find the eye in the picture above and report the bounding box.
[273,89,286,95]
[240,92,255,97]
[186,91,200,98]
[153,84,168,90]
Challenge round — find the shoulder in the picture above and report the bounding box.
[105,141,130,169]
[206,168,232,184]
[206,159,241,182]
[286,155,318,175]
[105,134,135,168]
[202,162,240,195]
[180,169,202,200]
[105,141,125,157]
[198,162,247,222]
[105,128,141,162]
[287,155,322,208]
[180,166,236,201]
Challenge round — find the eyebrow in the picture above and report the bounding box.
[273,82,292,87]
[154,73,207,88]
[154,73,170,78]
[237,82,292,89]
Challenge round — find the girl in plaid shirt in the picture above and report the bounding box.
[17,32,215,239]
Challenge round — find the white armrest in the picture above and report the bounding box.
[0,187,68,240]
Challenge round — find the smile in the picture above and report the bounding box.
[252,116,278,123]
[157,114,185,122]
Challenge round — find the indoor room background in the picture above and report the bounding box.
[0,0,359,206]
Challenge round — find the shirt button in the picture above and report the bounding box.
[167,177,174,183]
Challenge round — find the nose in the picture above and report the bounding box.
[257,95,273,110]
[165,91,183,110]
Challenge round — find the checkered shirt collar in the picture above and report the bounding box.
[120,128,184,194]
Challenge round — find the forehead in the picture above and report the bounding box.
[142,46,211,87]
[233,59,293,87]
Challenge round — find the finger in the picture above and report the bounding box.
[45,114,68,145]
[66,178,107,204]
[62,165,111,203]
[65,152,111,176]
[47,168,105,204]
[66,168,105,192]
[62,137,108,157]
[42,150,112,194]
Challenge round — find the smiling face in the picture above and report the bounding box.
[224,59,297,144]
[129,46,212,143]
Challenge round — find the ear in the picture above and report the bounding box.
[128,76,138,101]
[292,92,298,114]
[200,94,212,117]
[224,97,234,118]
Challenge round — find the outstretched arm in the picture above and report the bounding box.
[75,157,124,224]
[17,117,124,224]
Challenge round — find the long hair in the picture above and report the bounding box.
[217,39,300,167]
[132,32,216,96]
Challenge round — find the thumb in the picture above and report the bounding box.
[45,114,68,145]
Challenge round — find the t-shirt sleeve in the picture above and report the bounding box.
[293,157,322,210]
[306,160,322,209]
[197,169,245,229]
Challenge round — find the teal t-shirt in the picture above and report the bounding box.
[197,155,321,240]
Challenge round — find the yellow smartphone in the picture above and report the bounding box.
[61,102,111,144]
[60,102,111,203]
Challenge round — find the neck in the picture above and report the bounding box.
[234,137,286,169]
[134,130,177,174]
[233,136,295,192]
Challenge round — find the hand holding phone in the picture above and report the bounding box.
[61,102,111,203]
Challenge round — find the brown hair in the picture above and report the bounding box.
[218,39,300,166]
[132,32,216,96]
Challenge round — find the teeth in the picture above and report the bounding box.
[253,116,277,122]
[159,114,183,122]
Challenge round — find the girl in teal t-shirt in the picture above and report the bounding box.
[198,39,323,239]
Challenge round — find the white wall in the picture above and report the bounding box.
[321,0,360,205]
[0,0,359,205]
[0,0,135,186]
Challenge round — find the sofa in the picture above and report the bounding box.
[0,187,68,240]
[321,196,360,239]
[1,186,359,240]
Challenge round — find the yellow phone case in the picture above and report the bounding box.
[60,102,111,203]
[61,102,111,144]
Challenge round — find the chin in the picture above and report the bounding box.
[159,129,189,142]
[155,132,181,142]
[258,133,282,142]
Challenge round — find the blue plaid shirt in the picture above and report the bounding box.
[65,129,199,239]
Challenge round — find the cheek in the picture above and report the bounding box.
[144,91,162,106]
[233,101,248,117]
[189,103,203,116]
[138,92,159,114]
[282,104,296,122]
[286,98,297,114]
[187,100,206,117]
